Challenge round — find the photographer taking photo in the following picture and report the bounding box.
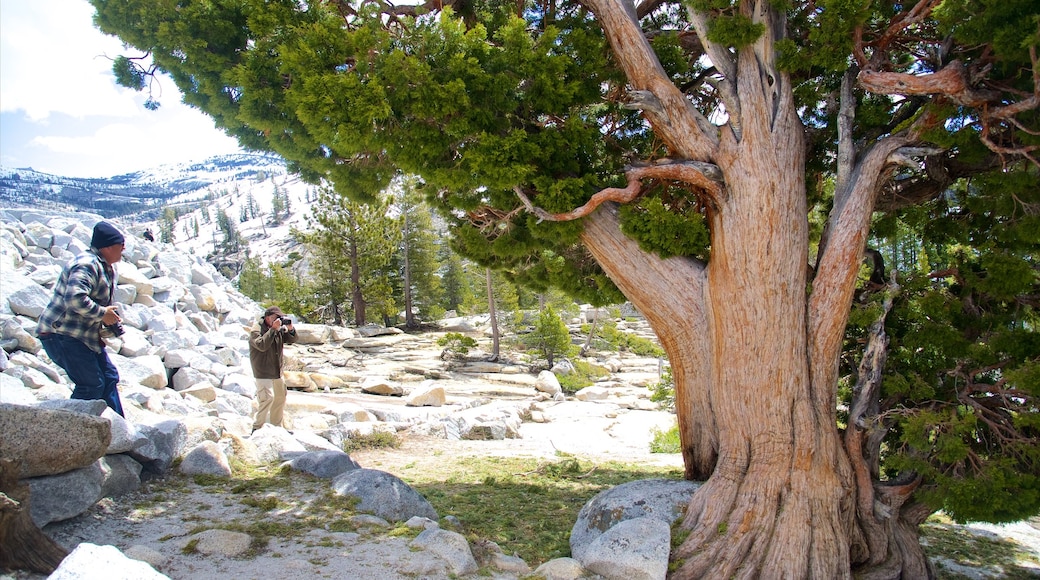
[249,306,298,431]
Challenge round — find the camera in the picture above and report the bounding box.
[279,317,292,326]
[104,322,125,337]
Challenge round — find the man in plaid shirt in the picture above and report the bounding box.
[37,221,127,416]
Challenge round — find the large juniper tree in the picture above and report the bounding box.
[92,0,1038,576]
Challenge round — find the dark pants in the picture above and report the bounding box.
[40,333,124,417]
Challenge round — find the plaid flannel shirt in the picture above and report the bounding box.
[36,249,117,353]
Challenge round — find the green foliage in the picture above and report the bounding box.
[237,256,273,302]
[437,332,479,359]
[584,319,667,358]
[650,422,681,454]
[340,430,402,453]
[112,55,146,91]
[649,367,676,412]
[392,176,445,327]
[619,196,710,260]
[556,360,611,394]
[522,306,575,367]
[845,162,1040,525]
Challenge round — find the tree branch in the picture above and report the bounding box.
[514,160,725,222]
[586,0,718,158]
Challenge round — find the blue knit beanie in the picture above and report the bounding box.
[91,221,125,249]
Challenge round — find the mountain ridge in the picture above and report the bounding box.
[0,154,290,219]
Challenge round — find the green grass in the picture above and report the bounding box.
[133,453,1037,576]
[400,454,683,565]
[922,514,1040,579]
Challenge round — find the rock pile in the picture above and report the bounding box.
[1,208,680,579]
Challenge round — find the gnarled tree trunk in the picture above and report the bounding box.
[0,460,68,574]
[574,0,937,576]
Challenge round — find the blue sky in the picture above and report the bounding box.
[0,0,244,178]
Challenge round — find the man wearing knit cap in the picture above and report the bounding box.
[37,221,127,416]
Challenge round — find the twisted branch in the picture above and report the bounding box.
[515,160,725,222]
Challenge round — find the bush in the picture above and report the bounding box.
[650,422,681,454]
[437,332,478,359]
[649,368,675,411]
[582,320,665,357]
[341,431,401,453]
[557,360,611,394]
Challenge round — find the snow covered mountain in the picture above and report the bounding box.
[0,154,288,218]
[0,153,317,267]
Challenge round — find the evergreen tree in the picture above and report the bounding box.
[94,0,1040,574]
[440,250,475,315]
[301,186,401,326]
[214,208,242,254]
[524,305,574,367]
[393,176,444,328]
[158,206,176,243]
[270,183,288,225]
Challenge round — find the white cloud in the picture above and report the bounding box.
[0,0,139,120]
[0,0,243,177]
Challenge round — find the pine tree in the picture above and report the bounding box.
[300,186,401,326]
[393,176,444,328]
[524,305,574,367]
[95,0,1040,574]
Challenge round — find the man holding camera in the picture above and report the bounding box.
[37,221,126,416]
[249,306,298,431]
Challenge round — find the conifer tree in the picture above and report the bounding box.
[300,186,401,326]
[93,0,1039,575]
[393,176,444,328]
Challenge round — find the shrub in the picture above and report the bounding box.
[341,430,401,453]
[557,360,611,393]
[437,332,478,359]
[650,422,681,454]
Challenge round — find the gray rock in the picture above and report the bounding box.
[287,450,361,479]
[533,557,591,579]
[581,516,671,580]
[28,461,105,526]
[0,375,41,404]
[128,418,188,473]
[37,398,107,415]
[536,370,563,395]
[179,441,232,477]
[570,478,700,561]
[99,454,144,498]
[410,528,479,576]
[0,402,111,478]
[331,468,439,522]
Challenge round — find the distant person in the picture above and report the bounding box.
[36,221,127,416]
[249,306,298,431]
[143,228,155,242]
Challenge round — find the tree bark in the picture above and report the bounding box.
[485,267,500,360]
[402,211,417,329]
[0,460,68,574]
[576,0,871,576]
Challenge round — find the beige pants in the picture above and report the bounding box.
[253,378,286,429]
